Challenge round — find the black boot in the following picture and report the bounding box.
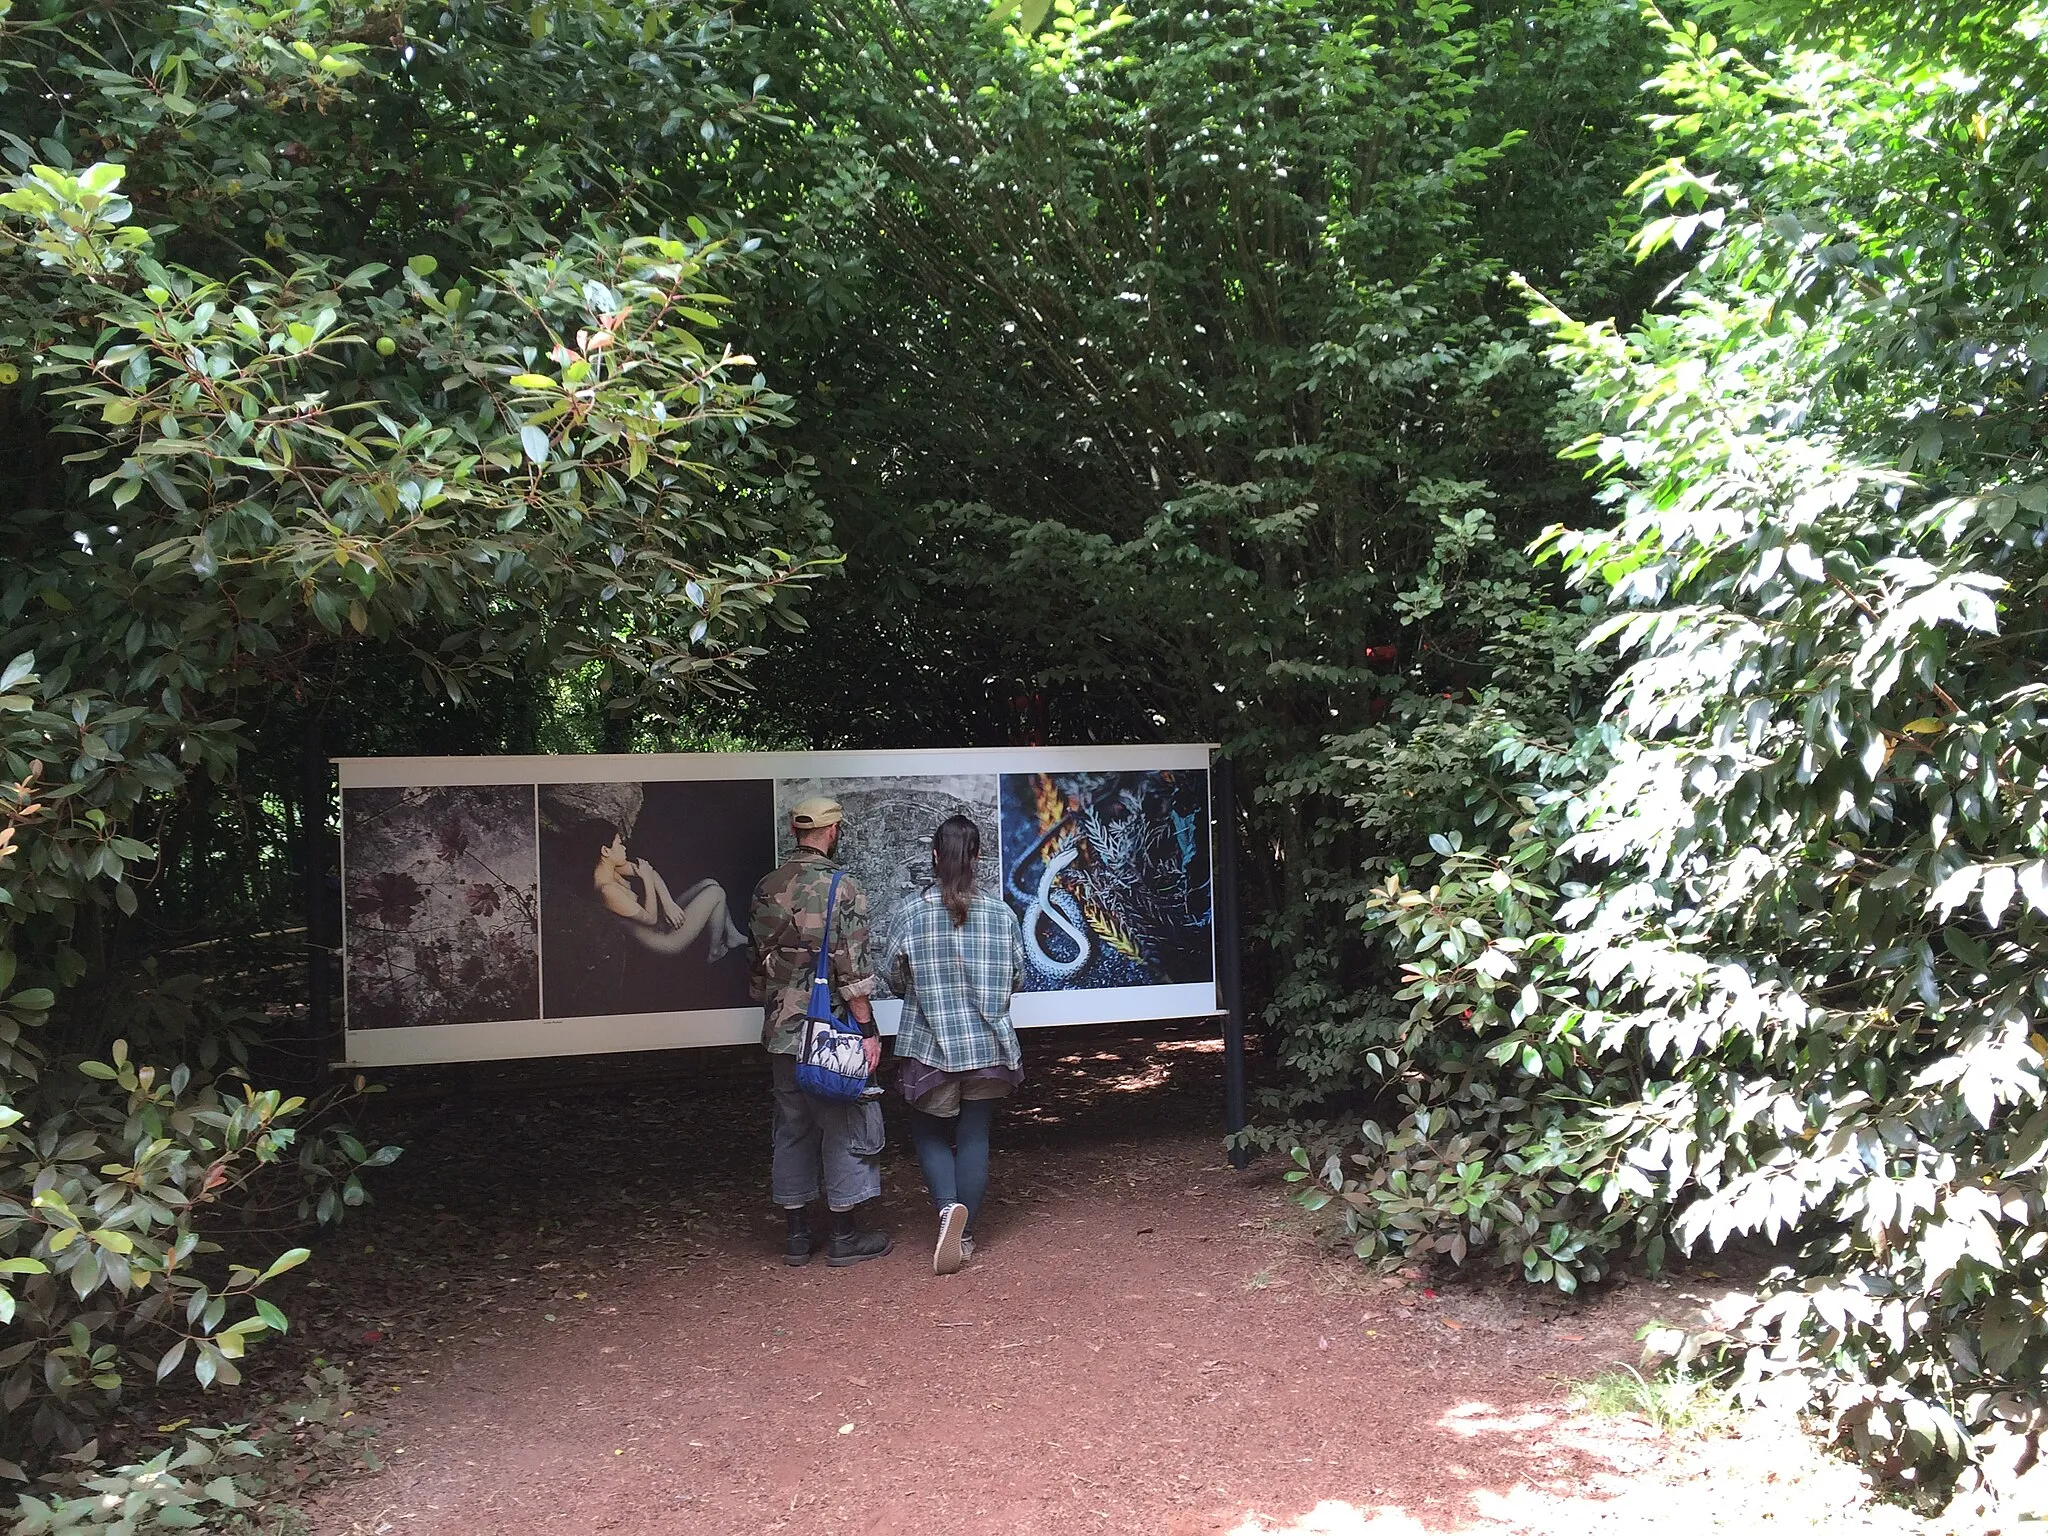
[826,1205,893,1267]
[783,1206,817,1267]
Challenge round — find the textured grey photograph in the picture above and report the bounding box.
[772,774,1000,997]
[342,783,540,1030]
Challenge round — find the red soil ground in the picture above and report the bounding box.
[259,1030,1876,1536]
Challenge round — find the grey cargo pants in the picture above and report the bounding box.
[769,1052,884,1211]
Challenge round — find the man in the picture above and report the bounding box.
[749,795,893,1267]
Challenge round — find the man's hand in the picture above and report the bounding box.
[862,1035,882,1075]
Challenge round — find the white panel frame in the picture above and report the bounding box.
[337,743,1215,790]
[338,745,1220,1067]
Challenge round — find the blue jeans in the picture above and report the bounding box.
[908,1100,996,1230]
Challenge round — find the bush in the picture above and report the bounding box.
[1294,1,2048,1518]
[0,0,819,1471]
[0,664,399,1461]
[11,1427,265,1535]
[1290,817,1653,1294]
[10,1363,370,1532]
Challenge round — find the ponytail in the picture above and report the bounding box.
[932,814,980,927]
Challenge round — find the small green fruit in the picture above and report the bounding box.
[375,336,397,357]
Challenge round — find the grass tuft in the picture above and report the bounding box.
[1569,1365,1740,1438]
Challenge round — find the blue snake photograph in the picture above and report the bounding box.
[998,769,1214,992]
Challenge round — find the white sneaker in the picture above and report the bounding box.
[934,1203,968,1276]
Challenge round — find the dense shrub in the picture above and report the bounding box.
[1294,1,2048,1518]
[0,0,825,1468]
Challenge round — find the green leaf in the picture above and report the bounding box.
[258,1247,311,1283]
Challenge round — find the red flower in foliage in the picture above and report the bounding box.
[366,871,424,928]
[434,821,471,863]
[465,881,501,917]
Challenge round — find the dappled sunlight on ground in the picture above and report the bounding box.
[1003,1028,1226,1129]
[1229,1500,1435,1535]
[1224,1399,1927,1536]
[1437,1401,1564,1439]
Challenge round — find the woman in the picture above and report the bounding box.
[592,831,747,961]
[887,814,1026,1275]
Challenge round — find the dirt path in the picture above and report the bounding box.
[268,1032,1913,1536]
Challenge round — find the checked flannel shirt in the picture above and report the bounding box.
[886,890,1025,1074]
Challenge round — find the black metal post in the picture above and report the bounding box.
[303,722,336,1087]
[1214,755,1249,1169]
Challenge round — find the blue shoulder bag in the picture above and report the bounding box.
[794,872,872,1102]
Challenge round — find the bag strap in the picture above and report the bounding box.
[811,870,844,986]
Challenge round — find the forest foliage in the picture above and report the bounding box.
[0,0,828,1501]
[1,0,2043,1524]
[1286,0,2048,1520]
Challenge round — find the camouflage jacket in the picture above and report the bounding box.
[749,847,875,1055]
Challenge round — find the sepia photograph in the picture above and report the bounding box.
[538,778,775,1019]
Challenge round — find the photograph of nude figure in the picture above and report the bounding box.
[537,779,775,1019]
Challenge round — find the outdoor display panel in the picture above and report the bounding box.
[337,746,1218,1067]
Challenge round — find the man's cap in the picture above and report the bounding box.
[790,796,843,829]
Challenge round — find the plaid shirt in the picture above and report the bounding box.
[886,891,1025,1073]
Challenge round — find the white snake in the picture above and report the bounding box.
[1022,843,1091,977]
